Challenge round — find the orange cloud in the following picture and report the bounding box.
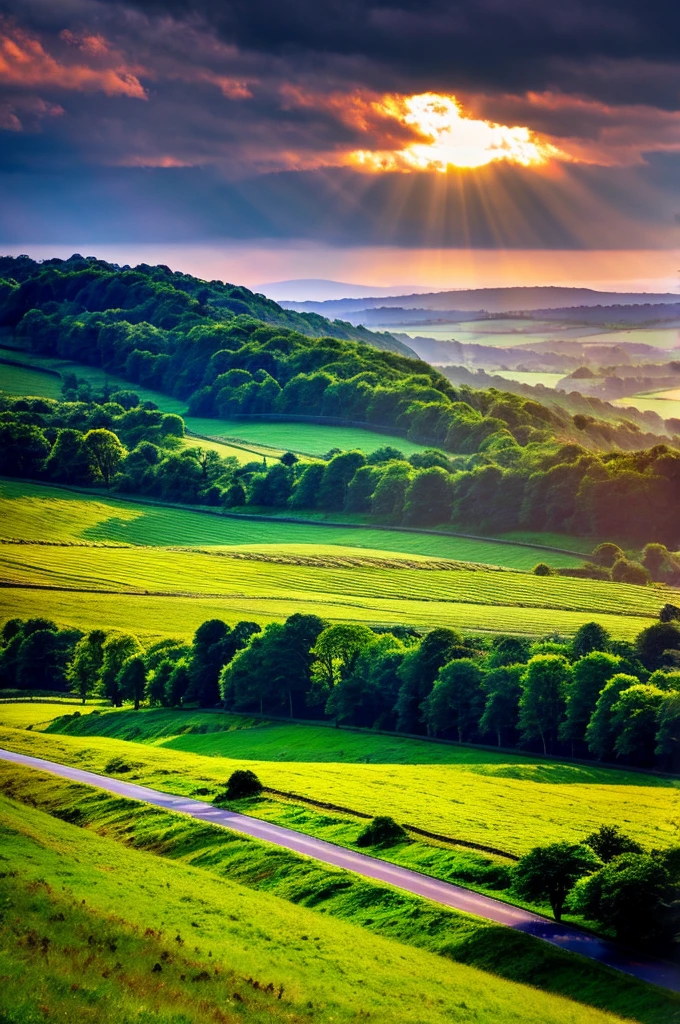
[0,22,146,98]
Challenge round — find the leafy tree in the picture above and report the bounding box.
[280,451,298,467]
[513,842,600,921]
[559,652,621,748]
[569,853,674,943]
[325,633,406,728]
[188,619,230,708]
[394,628,466,733]
[402,467,453,525]
[289,462,324,509]
[421,658,484,741]
[585,673,640,760]
[100,633,142,706]
[83,428,126,487]
[656,689,680,771]
[67,629,106,703]
[312,624,375,689]
[572,621,611,659]
[356,816,407,848]
[225,769,262,800]
[165,658,191,707]
[610,684,666,764]
[318,450,366,511]
[518,655,571,754]
[487,636,530,669]
[532,563,553,576]
[15,627,80,692]
[117,655,147,710]
[479,664,523,746]
[0,420,50,476]
[584,825,643,863]
[636,621,680,671]
[592,543,625,568]
[44,428,93,484]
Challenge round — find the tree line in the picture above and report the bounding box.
[3,611,679,770]
[1,254,679,546]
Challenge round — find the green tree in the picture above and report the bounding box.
[312,624,375,690]
[165,658,191,707]
[318,450,366,511]
[289,462,324,509]
[394,628,466,733]
[610,684,666,764]
[15,627,79,692]
[636,621,680,671]
[559,652,621,748]
[325,633,406,728]
[584,825,643,863]
[402,467,453,525]
[570,853,674,943]
[518,655,571,754]
[188,619,230,707]
[421,658,484,741]
[532,562,553,576]
[660,603,680,623]
[100,633,142,706]
[83,428,127,487]
[44,428,93,484]
[656,689,680,772]
[513,843,600,921]
[585,673,640,760]
[592,543,625,568]
[611,558,651,586]
[479,664,523,746]
[117,655,147,710]
[572,621,611,659]
[66,629,106,703]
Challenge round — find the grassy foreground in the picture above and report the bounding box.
[1,762,677,1024]
[2,713,677,856]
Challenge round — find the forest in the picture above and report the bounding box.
[3,611,679,771]
[1,255,679,547]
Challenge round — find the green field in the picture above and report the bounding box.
[613,393,680,422]
[0,360,64,399]
[492,370,567,388]
[0,479,587,567]
[1,720,676,857]
[2,767,669,1024]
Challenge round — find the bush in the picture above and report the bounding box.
[224,769,263,800]
[592,543,625,568]
[532,563,553,576]
[356,816,408,848]
[611,558,651,586]
[660,603,680,623]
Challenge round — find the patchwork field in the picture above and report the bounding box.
[1,719,677,857]
[0,479,587,567]
[2,769,670,1024]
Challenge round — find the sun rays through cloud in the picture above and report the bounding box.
[348,93,563,172]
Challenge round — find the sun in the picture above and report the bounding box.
[349,92,562,171]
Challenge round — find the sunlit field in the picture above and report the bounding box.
[0,361,64,399]
[2,767,671,1024]
[492,370,567,388]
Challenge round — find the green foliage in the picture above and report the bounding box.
[592,543,625,569]
[584,824,643,863]
[611,557,652,586]
[513,842,600,920]
[519,655,571,754]
[224,767,263,800]
[533,562,553,576]
[356,815,408,848]
[570,853,675,943]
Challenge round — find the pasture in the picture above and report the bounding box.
[0,360,64,399]
[1,770,669,1024]
[0,479,586,567]
[0,538,668,640]
[1,722,677,857]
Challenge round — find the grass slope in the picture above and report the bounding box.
[0,361,64,399]
[1,719,676,857]
[1,763,676,1024]
[0,479,584,567]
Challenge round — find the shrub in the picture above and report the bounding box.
[660,603,680,623]
[611,558,651,586]
[356,816,408,848]
[592,543,625,568]
[224,769,263,800]
[532,563,553,576]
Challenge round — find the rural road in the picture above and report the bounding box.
[1,746,679,993]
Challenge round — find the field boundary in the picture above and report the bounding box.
[0,476,592,560]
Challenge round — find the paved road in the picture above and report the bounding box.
[1,746,679,993]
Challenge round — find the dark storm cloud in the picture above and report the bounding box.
[1,0,680,246]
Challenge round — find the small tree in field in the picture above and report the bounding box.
[584,824,643,863]
[513,842,600,921]
[83,428,126,487]
[356,816,408,848]
[225,769,262,800]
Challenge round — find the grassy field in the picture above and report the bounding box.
[0,535,669,640]
[1,769,670,1024]
[0,360,64,399]
[0,479,587,567]
[1,719,676,857]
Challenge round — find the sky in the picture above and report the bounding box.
[1,0,680,294]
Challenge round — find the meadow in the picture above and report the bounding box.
[1,767,671,1024]
[1,717,676,856]
[0,359,64,399]
[0,479,587,566]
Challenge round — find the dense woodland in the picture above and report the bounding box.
[0,256,679,546]
[3,612,679,771]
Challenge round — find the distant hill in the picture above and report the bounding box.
[281,286,680,316]
[0,255,416,358]
[256,279,430,301]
